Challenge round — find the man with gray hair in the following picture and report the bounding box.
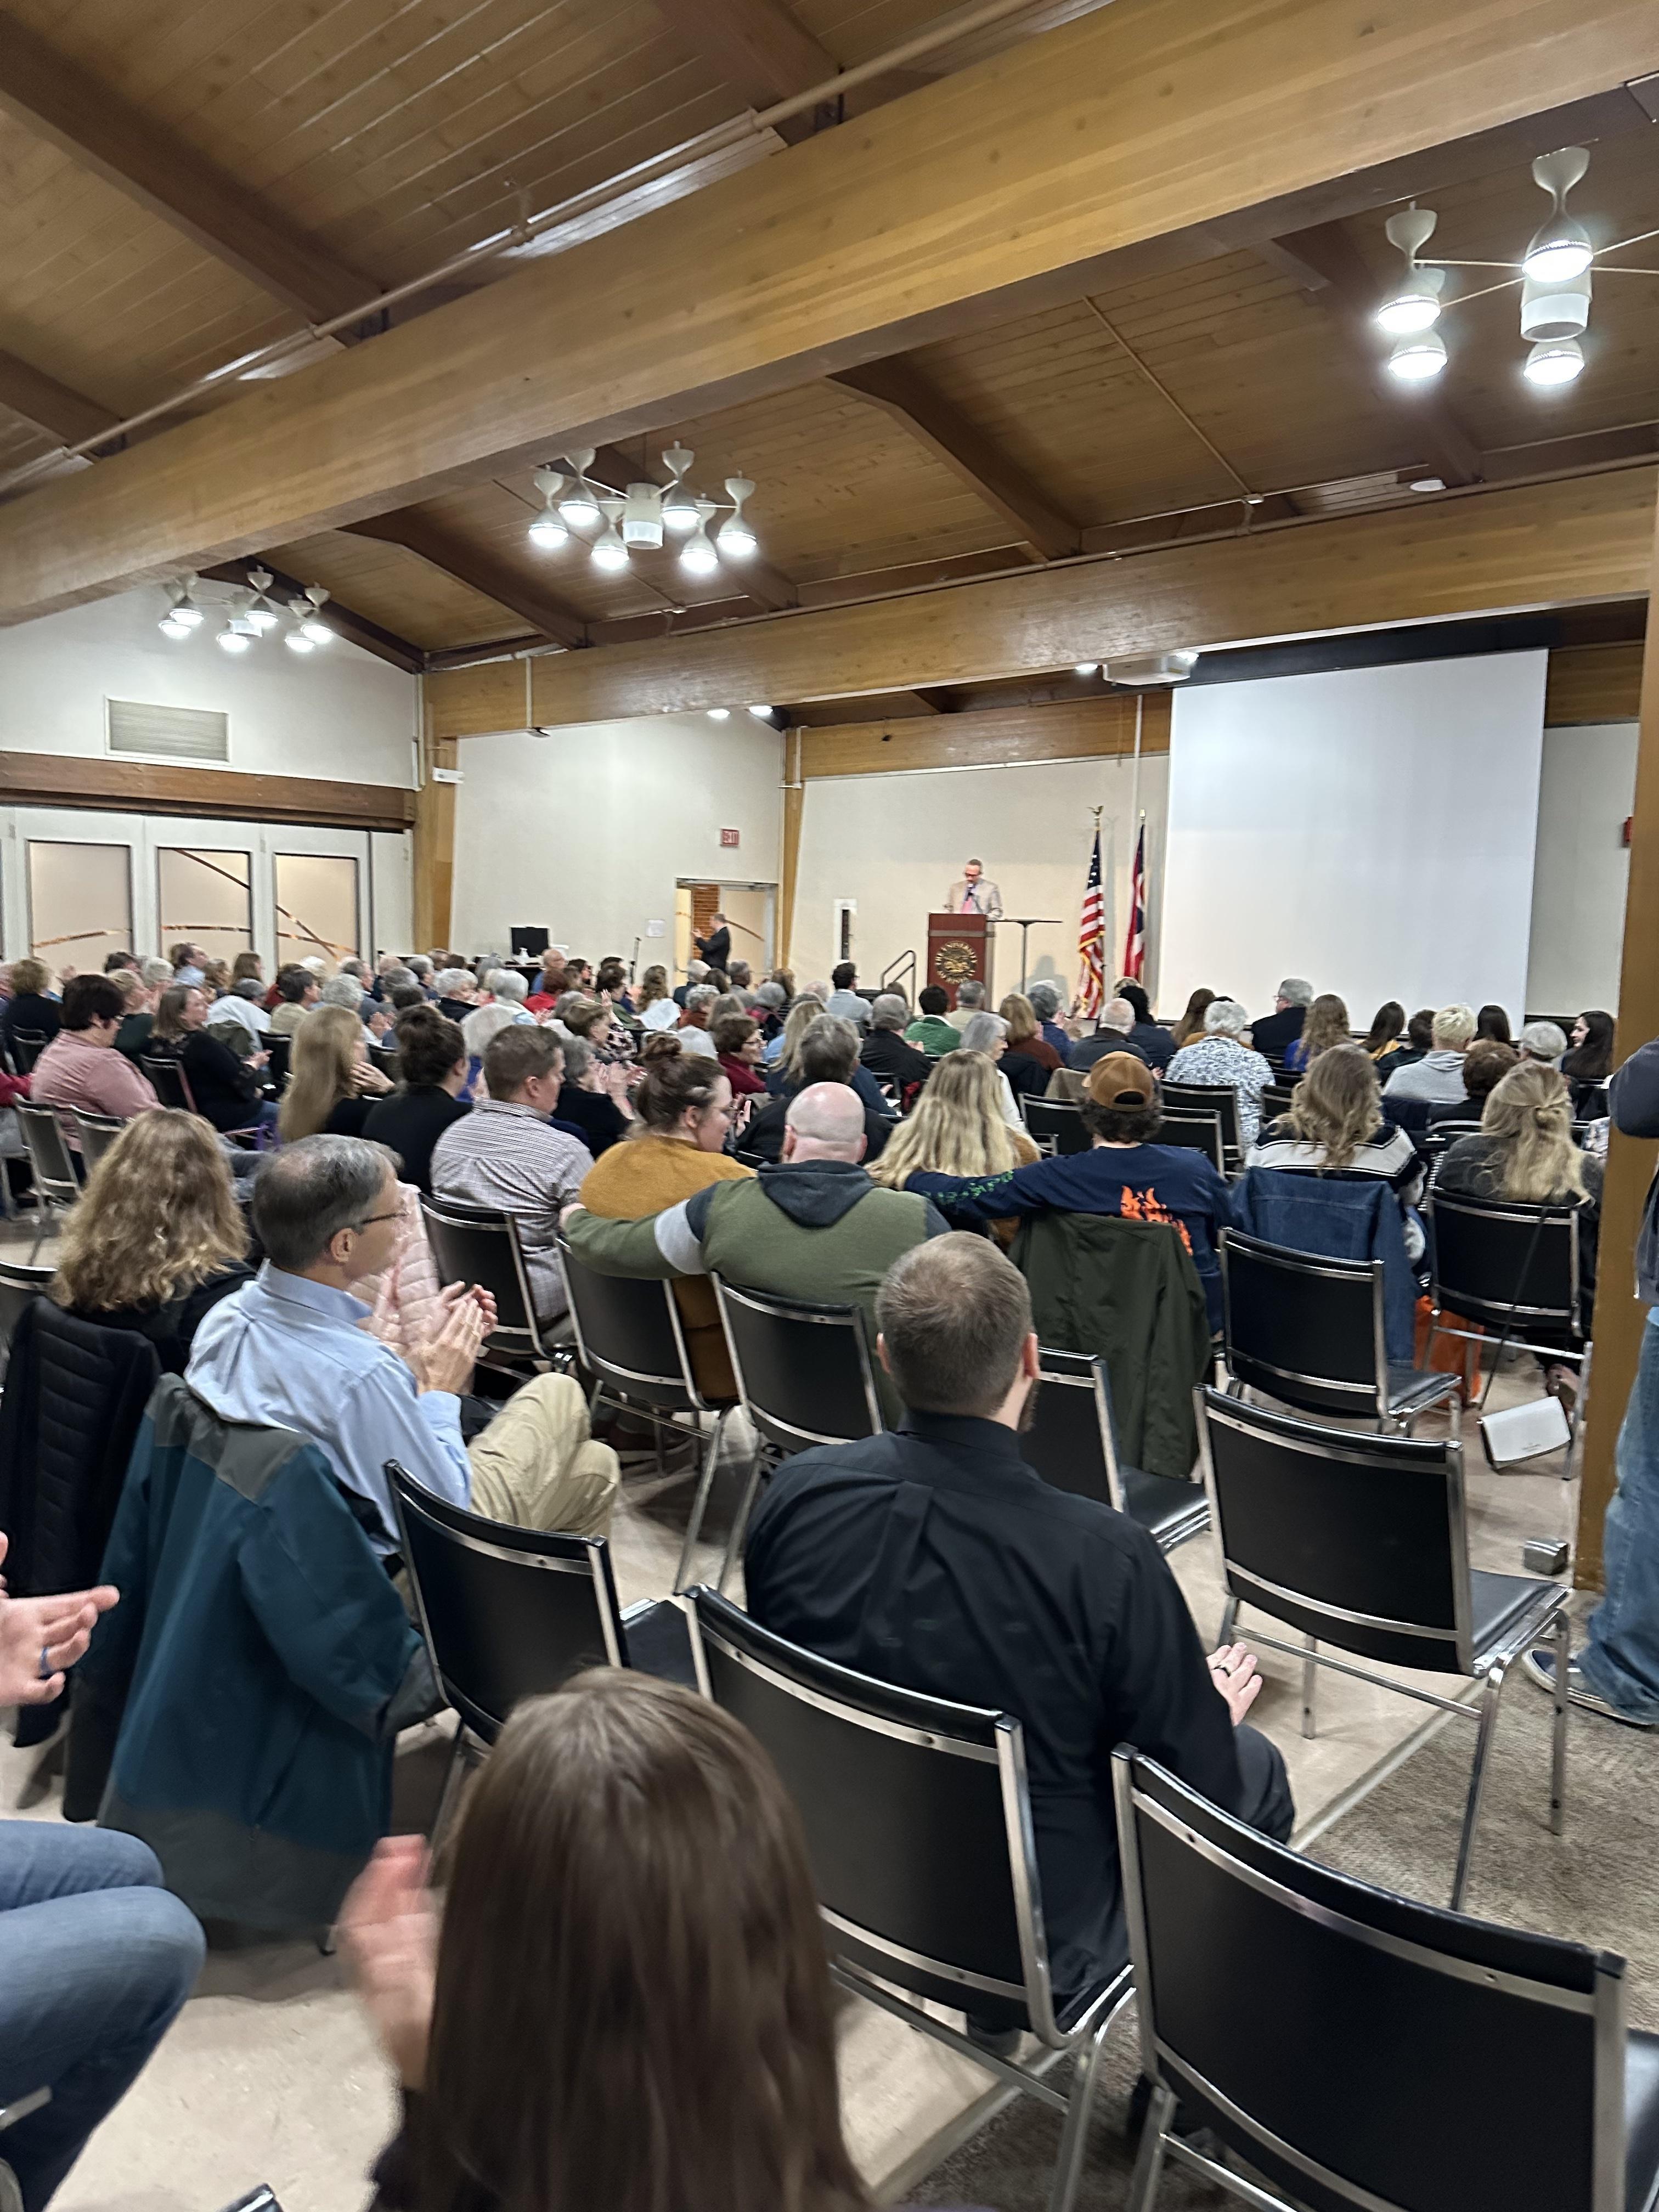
[188,1136,618,1549]
[673,958,710,1010]
[1069,995,1138,1073]
[860,992,932,1092]
[945,977,988,1034]
[1249,976,1314,1062]
[743,1232,1291,2035]
[1027,979,1070,1060]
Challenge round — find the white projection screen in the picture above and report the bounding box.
[1160,652,1548,1025]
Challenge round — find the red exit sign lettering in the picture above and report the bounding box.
[719,827,740,848]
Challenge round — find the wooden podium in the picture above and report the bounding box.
[926,911,992,1007]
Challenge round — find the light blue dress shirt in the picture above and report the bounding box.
[187,1261,471,1551]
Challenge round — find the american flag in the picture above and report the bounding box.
[1076,825,1106,1017]
[1121,821,1147,982]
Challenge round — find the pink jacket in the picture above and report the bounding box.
[358,1181,444,1359]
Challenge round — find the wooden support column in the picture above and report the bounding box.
[779,728,804,971]
[1577,485,1659,1588]
[413,702,458,954]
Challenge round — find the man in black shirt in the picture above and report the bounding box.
[1247,978,1312,1060]
[860,994,933,1093]
[361,1009,470,1194]
[744,1233,1291,2018]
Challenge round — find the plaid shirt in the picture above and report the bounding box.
[430,1098,591,1321]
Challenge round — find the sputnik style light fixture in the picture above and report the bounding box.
[524,443,764,579]
[162,573,336,662]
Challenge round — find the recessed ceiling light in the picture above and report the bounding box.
[747,704,775,720]
[1408,476,1446,492]
[707,707,730,720]
[1074,663,1099,676]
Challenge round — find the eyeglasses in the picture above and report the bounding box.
[349,1209,402,1231]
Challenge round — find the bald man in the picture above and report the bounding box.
[561,1084,949,1423]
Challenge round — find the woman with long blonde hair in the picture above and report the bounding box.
[50,1110,251,1370]
[775,995,826,1086]
[1249,1045,1423,1214]
[872,1050,1038,1218]
[278,1002,391,1143]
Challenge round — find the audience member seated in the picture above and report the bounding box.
[1246,976,1313,1060]
[150,982,278,1136]
[168,943,206,988]
[279,1003,394,1143]
[752,977,788,1042]
[1115,980,1173,1070]
[1284,991,1350,1072]
[861,994,933,1093]
[673,958,709,1011]
[579,1049,753,1398]
[1,956,61,1063]
[998,993,1060,1097]
[1438,1061,1600,1382]
[267,963,322,1034]
[824,961,870,1030]
[346,1675,901,2212]
[320,972,378,1041]
[743,1234,1292,2024]
[1359,997,1407,1064]
[1381,1001,1477,1107]
[109,966,157,1062]
[1519,1018,1569,1066]
[904,1052,1233,1329]
[31,974,160,1131]
[1167,985,1216,1050]
[433,968,478,1024]
[748,1016,894,1164]
[763,991,822,1071]
[944,978,986,1033]
[554,1034,631,1158]
[1562,1008,1615,1115]
[360,1011,470,1195]
[460,972,526,1061]
[189,1136,618,1548]
[562,995,634,1069]
[431,1025,591,1327]
[904,984,960,1057]
[1165,996,1273,1144]
[49,1111,252,1372]
[0,1547,202,2212]
[563,1083,946,1425]
[1476,1002,1513,1047]
[712,1010,768,1097]
[524,949,567,1014]
[1069,995,1138,1073]
[957,1011,1026,1132]
[1387,1005,1436,1070]
[676,984,720,1058]
[870,1048,1039,1243]
[1425,1039,1518,1127]
[1026,979,1073,1062]
[725,960,752,997]
[594,955,634,1012]
[1246,1044,1425,1242]
[205,972,271,1049]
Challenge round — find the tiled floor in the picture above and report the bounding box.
[0,1213,1586,2209]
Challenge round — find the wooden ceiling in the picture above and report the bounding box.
[0,0,1655,711]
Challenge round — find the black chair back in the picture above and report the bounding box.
[1113,1748,1624,2212]
[1155,1108,1225,1176]
[71,1110,126,1172]
[555,1232,710,1413]
[1198,1387,1471,1673]
[8,1028,47,1075]
[16,1103,78,1207]
[368,1043,399,1082]
[264,1033,291,1093]
[1161,1080,1242,1154]
[1259,1080,1299,1127]
[1020,1096,1091,1155]
[714,1280,883,1454]
[421,1197,552,1363]
[686,1589,1055,2033]
[1221,1227,1387,1419]
[1429,1190,1582,1344]
[140,1051,196,1114]
[388,1463,627,1745]
[1019,1347,1119,1508]
[0,1259,53,1374]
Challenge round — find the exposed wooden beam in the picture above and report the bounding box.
[651,0,838,142]
[0,349,119,448]
[1273,219,1485,487]
[511,470,1656,726]
[797,691,1171,776]
[830,359,1080,560]
[344,514,589,651]
[199,558,426,676]
[2,0,1658,621]
[1544,640,1645,725]
[0,748,414,832]
[0,10,375,324]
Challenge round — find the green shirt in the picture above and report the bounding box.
[905,1015,960,1056]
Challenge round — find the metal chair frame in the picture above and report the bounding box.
[1028,1348,1209,1553]
[139,1050,198,1116]
[686,1593,1133,2212]
[1425,1189,1585,1365]
[420,1196,567,1375]
[7,1028,48,1075]
[555,1233,738,1593]
[70,1108,127,1173]
[1198,1389,1568,1910]
[1161,1080,1243,1165]
[1019,1095,1090,1156]
[14,1102,80,1260]
[1154,1107,1226,1176]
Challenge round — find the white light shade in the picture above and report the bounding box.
[661,484,698,532]
[1523,336,1584,386]
[285,629,315,654]
[1375,283,1442,335]
[707,707,730,720]
[716,512,757,557]
[558,482,602,528]
[172,602,203,628]
[747,704,775,720]
[217,625,252,653]
[1386,329,1447,381]
[622,482,664,548]
[680,498,719,575]
[590,498,629,571]
[528,510,569,550]
[1523,216,1592,285]
[159,616,190,640]
[1074,662,1099,676]
[300,617,332,644]
[1520,269,1590,341]
[246,605,278,632]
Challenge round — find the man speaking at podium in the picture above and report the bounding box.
[944,857,1003,918]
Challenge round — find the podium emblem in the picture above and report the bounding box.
[936,939,979,985]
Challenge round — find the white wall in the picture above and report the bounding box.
[1526,720,1638,1016]
[793,752,1168,998]
[450,714,784,960]
[1161,653,1548,1025]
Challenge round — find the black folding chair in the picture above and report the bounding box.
[1198,1387,1568,1910]
[387,1464,690,1854]
[1020,1096,1091,1156]
[14,1103,79,1259]
[263,1033,291,1094]
[1161,1080,1242,1165]
[1020,1348,1208,1553]
[139,1051,197,1115]
[0,1258,52,1381]
[1220,1226,1458,1429]
[70,1109,126,1173]
[555,1232,739,1592]
[421,1197,567,1375]
[686,1589,1133,2212]
[1114,1748,1657,2212]
[1427,1188,1587,1375]
[712,1279,884,1590]
[1154,1107,1226,1176]
[7,1029,47,1075]
[1258,1079,1299,1127]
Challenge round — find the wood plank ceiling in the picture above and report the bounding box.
[0,0,1654,708]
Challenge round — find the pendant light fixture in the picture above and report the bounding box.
[660,443,699,533]
[1524,148,1593,283]
[623,482,666,548]
[528,466,569,549]
[590,495,630,572]
[521,442,765,576]
[716,477,757,558]
[1375,208,1446,335]
[244,567,281,631]
[679,497,720,577]
[557,449,602,529]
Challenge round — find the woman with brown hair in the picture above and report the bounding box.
[278,1002,392,1143]
[50,1110,251,1370]
[346,1674,953,2212]
[1359,999,1407,1063]
[1285,992,1350,1073]
[635,962,678,1031]
[997,991,1061,1097]
[1168,986,1215,1050]
[1248,1043,1424,1209]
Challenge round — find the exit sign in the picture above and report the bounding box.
[719,827,740,848]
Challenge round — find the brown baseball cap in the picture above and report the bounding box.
[1086,1052,1156,1107]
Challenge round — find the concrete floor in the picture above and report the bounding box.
[0,1213,1586,2211]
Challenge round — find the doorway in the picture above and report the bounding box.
[672,881,776,981]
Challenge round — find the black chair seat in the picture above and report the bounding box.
[1384,1363,1460,1417]
[1625,2028,1659,2212]
[1468,1568,1562,1663]
[620,1597,698,1689]
[1121,1466,1210,1549]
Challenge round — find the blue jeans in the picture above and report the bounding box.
[0,1824,204,2209]
[1581,1313,1659,1722]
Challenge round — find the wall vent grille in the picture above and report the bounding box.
[106,698,229,764]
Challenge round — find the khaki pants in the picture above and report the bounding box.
[466,1373,620,1537]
